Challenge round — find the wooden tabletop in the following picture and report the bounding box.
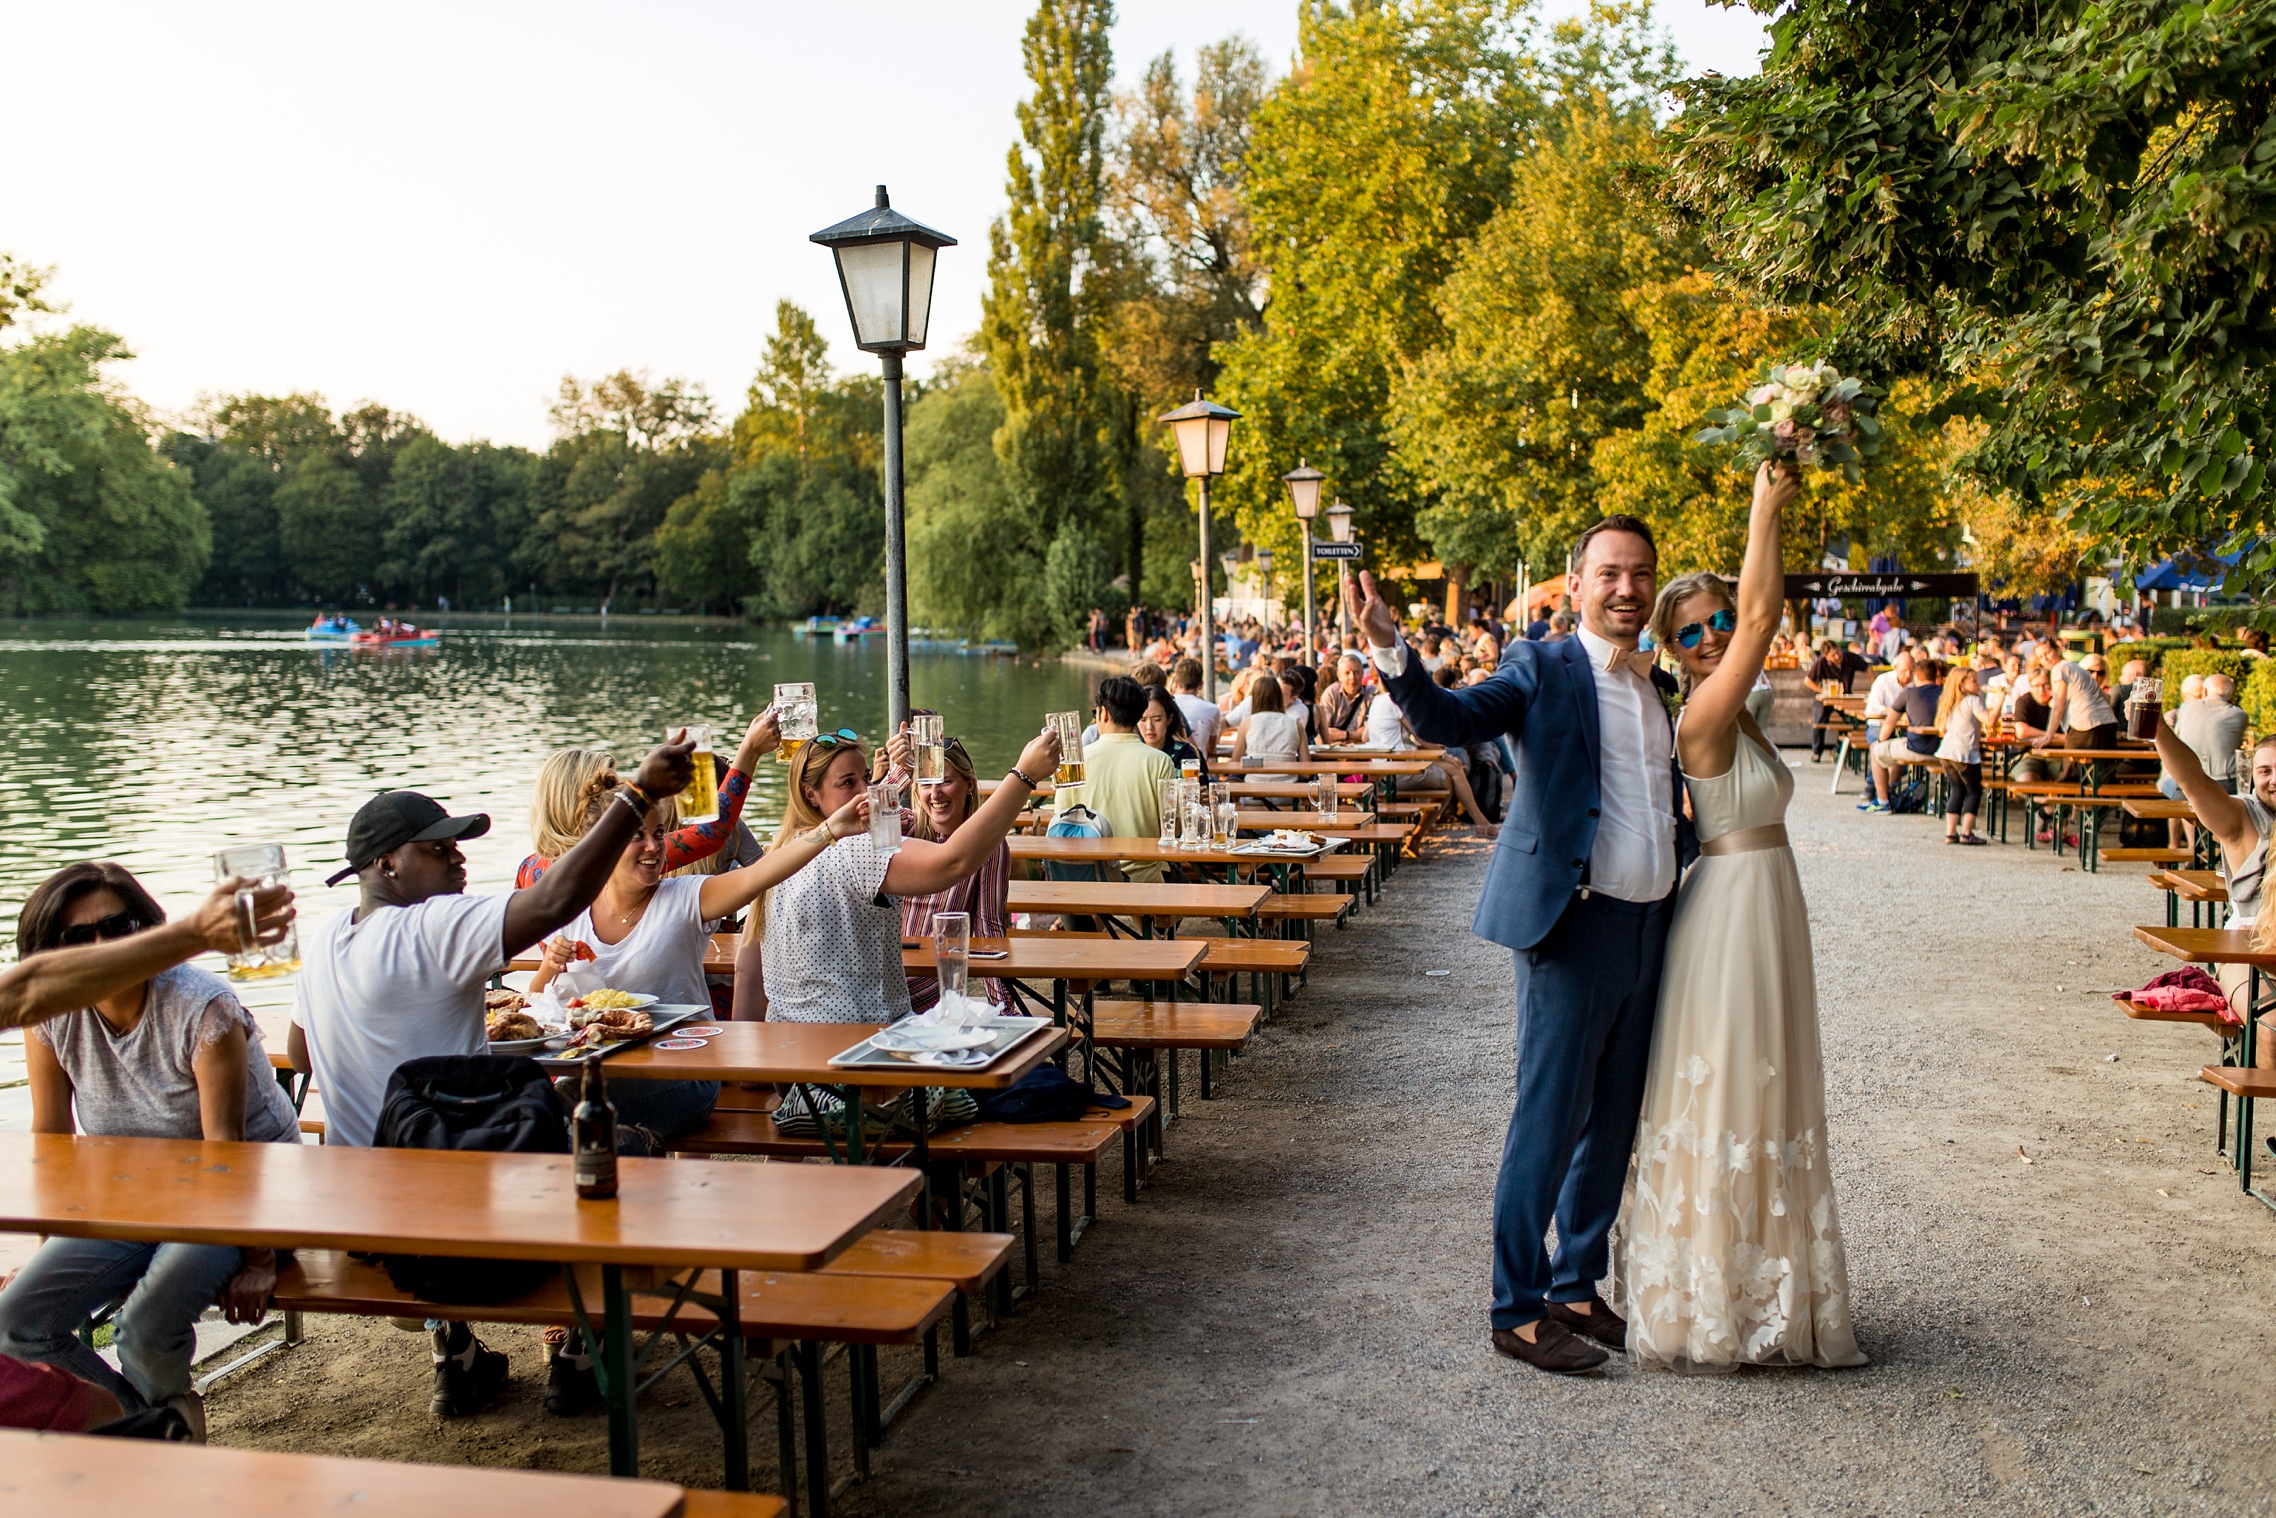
[2150,869,2226,902]
[691,932,1207,979]
[0,1429,691,1518]
[1230,809,1376,832]
[1008,835,1337,870]
[978,778,1372,800]
[1006,880,1271,918]
[2133,925,2276,968]
[1312,744,1445,758]
[0,1131,915,1271]
[2123,798,2196,820]
[592,1019,1068,1090]
[1217,759,1435,777]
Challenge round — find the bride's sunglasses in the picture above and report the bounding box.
[1673,608,1738,650]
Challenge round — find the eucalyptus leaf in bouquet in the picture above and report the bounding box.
[1695,360,1882,484]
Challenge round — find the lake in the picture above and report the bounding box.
[0,613,1097,942]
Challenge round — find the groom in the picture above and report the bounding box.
[1346,516,1691,1375]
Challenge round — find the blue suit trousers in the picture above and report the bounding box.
[1490,889,1671,1329]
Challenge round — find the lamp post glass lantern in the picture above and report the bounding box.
[811,185,956,729]
[1158,392,1241,700]
[1325,499,1355,643]
[1282,459,1325,656]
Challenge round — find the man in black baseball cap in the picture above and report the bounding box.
[324,792,494,886]
[287,736,695,1418]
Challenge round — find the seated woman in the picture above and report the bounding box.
[515,711,778,887]
[1137,684,1210,780]
[2,863,299,1437]
[734,725,1060,1025]
[1367,678,1499,837]
[1230,671,1309,782]
[902,737,1013,1013]
[526,764,867,1143]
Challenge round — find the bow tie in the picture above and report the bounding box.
[1602,646,1657,681]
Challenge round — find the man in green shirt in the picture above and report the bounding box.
[1062,675,1181,883]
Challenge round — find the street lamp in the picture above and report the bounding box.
[1282,459,1325,658]
[1159,391,1240,700]
[811,184,956,730]
[1256,549,1275,629]
[1325,499,1355,645]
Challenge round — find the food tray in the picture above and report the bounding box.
[825,1015,1054,1074]
[1227,835,1347,858]
[538,1005,707,1066]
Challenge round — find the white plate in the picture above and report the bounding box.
[565,992,658,1012]
[905,1046,994,1068]
[873,1024,996,1054]
[489,1032,572,1055]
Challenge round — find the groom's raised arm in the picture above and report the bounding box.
[1372,638,1535,748]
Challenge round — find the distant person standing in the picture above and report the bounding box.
[1168,658,1224,756]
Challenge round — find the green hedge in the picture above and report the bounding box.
[2245,657,2276,739]
[2150,604,2276,637]
[2155,649,2251,708]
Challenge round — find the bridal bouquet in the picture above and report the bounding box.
[1695,360,1881,484]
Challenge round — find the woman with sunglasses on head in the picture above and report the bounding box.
[900,735,1013,1012]
[734,723,1061,1024]
[1620,461,1865,1375]
[1,863,303,1437]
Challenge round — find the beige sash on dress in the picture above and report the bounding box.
[1697,822,1789,857]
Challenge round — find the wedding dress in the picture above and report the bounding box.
[1617,722,1866,1372]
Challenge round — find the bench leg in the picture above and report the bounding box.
[770,1351,798,1517]
[1056,1164,1074,1263]
[601,1265,640,1478]
[720,1269,749,1491]
[1020,1160,1038,1298]
[797,1341,830,1518]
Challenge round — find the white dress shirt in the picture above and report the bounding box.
[1369,626,1675,901]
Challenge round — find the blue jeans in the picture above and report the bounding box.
[0,1237,242,1409]
[605,1079,719,1155]
[1492,891,1670,1330]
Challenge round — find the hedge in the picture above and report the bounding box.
[2154,649,2251,708]
[2246,657,2276,739]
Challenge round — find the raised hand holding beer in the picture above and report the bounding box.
[632,729,700,800]
[733,707,783,768]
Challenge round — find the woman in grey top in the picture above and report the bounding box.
[0,863,293,1435]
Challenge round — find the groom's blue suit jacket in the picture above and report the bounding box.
[1379,636,1696,953]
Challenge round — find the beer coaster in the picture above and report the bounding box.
[678,1026,725,1037]
[653,1038,710,1051]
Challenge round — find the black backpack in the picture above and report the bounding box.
[368,1055,570,1303]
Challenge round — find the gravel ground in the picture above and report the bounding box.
[208,757,2276,1513]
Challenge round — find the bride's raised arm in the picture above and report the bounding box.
[1675,461,1799,773]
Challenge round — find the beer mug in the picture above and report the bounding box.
[674,724,719,824]
[1315,774,1340,823]
[1180,780,1210,851]
[2126,676,2164,741]
[1046,711,1086,791]
[867,782,903,855]
[934,910,971,1008]
[1157,778,1182,848]
[911,713,947,786]
[774,682,818,766]
[213,843,299,980]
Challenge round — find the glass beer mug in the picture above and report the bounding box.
[2126,676,2164,741]
[911,713,947,786]
[213,843,300,980]
[1158,778,1182,848]
[934,910,971,1010]
[1315,774,1340,823]
[673,724,719,824]
[774,682,818,766]
[867,781,903,856]
[1046,711,1086,791]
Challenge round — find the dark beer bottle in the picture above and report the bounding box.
[573,1061,618,1201]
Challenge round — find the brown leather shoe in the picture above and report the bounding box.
[1490,1318,1609,1375]
[1544,1294,1627,1350]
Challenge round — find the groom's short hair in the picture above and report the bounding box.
[1572,515,1657,573]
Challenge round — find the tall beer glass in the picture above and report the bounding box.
[1315,774,1340,822]
[911,713,947,786]
[934,910,971,1008]
[213,843,300,980]
[1157,779,1182,847]
[774,683,818,766]
[1046,711,1086,791]
[674,724,718,824]
[867,782,903,855]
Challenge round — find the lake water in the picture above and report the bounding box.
[0,613,1096,942]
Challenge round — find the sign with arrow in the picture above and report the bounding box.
[1311,542,1363,561]
[1784,572,1978,599]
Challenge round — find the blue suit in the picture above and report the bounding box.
[1381,637,1694,1328]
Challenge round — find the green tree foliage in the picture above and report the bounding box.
[380,436,533,606]
[1043,519,1121,639]
[0,325,209,613]
[983,0,1123,561]
[275,452,385,603]
[906,359,1059,648]
[529,370,722,606]
[1393,94,1692,583]
[1662,0,2276,580]
[166,436,281,605]
[653,470,745,615]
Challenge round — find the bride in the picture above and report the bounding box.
[1617,461,1867,1372]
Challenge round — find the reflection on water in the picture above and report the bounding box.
[0,614,1094,953]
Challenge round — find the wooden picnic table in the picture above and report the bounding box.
[667,932,1208,983]
[1006,878,1270,931]
[2135,924,2276,1202]
[0,1428,702,1518]
[1006,834,1332,883]
[1230,809,1377,832]
[2124,798,2196,820]
[0,1131,914,1480]
[594,1018,1067,1092]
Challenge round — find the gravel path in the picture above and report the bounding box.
[209,758,2276,1512]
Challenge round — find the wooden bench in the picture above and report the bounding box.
[1197,937,1311,1013]
[1255,892,1354,934]
[2115,998,2235,1033]
[2150,867,2227,928]
[1085,998,1263,1114]
[683,1493,791,1518]
[1296,853,1378,903]
[2103,847,2191,866]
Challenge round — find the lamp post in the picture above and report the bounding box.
[811,185,956,730]
[1256,549,1275,632]
[1282,459,1325,659]
[1159,392,1240,700]
[1326,498,1355,646]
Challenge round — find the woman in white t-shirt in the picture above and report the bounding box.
[1367,680,1500,836]
[1230,673,1308,782]
[1933,665,1991,845]
[737,725,1062,1024]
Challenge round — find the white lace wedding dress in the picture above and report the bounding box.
[1616,723,1866,1372]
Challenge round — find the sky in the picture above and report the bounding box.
[1,2,1766,449]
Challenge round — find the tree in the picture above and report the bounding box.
[734,302,834,468]
[906,359,1061,649]
[0,252,56,335]
[533,371,723,605]
[1393,95,1694,585]
[203,392,342,467]
[167,436,282,605]
[547,370,714,453]
[982,0,1123,560]
[1043,519,1118,643]
[380,437,532,605]
[276,452,385,602]
[654,470,749,614]
[1661,0,2276,581]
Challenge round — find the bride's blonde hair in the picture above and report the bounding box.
[1648,572,1735,692]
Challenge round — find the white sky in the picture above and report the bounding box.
[2,1,1764,449]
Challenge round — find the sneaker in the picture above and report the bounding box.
[1856,799,1886,813]
[164,1391,208,1443]
[1958,834,1989,846]
[431,1323,509,1417]
[545,1341,601,1416]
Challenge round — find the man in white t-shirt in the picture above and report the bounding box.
[288,738,694,1419]
[1168,657,1224,755]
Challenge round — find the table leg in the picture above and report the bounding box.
[798,1340,830,1518]
[602,1264,639,1477]
[719,1268,748,1491]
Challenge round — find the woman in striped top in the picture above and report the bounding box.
[902,737,1012,1011]
[515,711,778,887]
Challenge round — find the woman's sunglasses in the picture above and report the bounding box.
[59,911,145,947]
[809,729,861,749]
[1674,608,1738,650]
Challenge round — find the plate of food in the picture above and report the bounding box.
[1234,828,1331,855]
[486,992,568,1054]
[563,989,657,1016]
